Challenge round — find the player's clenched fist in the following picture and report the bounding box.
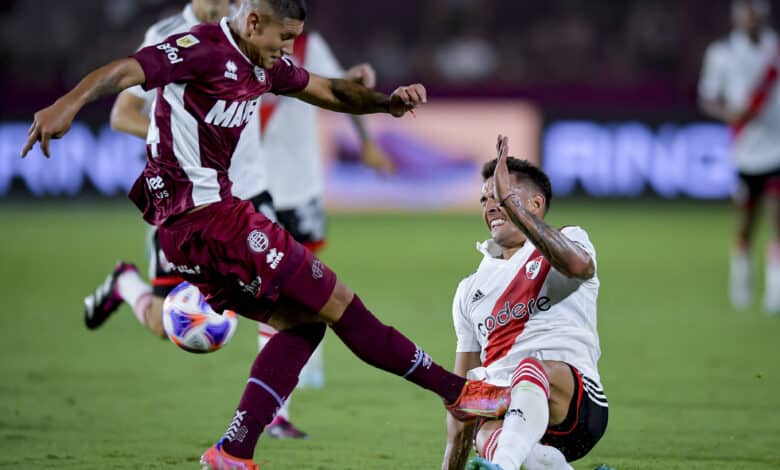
[389,83,427,117]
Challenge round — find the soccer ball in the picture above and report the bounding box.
[162,282,238,354]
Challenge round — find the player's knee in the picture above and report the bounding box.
[146,297,166,338]
[317,280,354,324]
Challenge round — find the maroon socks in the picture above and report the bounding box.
[330,295,465,404]
[220,321,325,459]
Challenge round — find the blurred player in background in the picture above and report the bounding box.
[442,137,607,470]
[83,0,394,439]
[256,28,395,436]
[699,0,780,313]
[24,1,512,468]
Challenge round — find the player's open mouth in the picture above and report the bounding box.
[490,218,506,228]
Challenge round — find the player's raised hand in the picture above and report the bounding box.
[389,84,427,117]
[345,63,377,89]
[493,134,513,205]
[21,101,77,158]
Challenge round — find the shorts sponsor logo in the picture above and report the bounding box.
[266,248,284,270]
[224,60,238,81]
[247,230,269,253]
[175,34,199,48]
[525,256,544,280]
[156,42,183,64]
[238,276,262,296]
[312,259,324,280]
[172,264,201,275]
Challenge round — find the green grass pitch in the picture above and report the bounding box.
[0,200,778,469]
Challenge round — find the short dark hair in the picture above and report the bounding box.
[267,0,307,20]
[481,157,552,213]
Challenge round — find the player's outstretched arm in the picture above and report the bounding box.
[21,58,146,157]
[289,73,425,117]
[493,135,595,280]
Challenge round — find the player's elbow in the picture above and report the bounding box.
[567,257,595,280]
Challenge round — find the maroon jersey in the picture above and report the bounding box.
[128,19,310,225]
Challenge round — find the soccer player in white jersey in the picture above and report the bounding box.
[442,136,608,470]
[699,0,780,313]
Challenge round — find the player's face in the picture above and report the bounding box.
[480,175,528,248]
[245,13,304,68]
[733,1,768,32]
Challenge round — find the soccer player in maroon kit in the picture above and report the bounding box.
[21,1,510,468]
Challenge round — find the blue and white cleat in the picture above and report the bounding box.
[466,456,504,470]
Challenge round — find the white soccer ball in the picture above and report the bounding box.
[162,282,238,354]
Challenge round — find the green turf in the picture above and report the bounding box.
[0,199,778,469]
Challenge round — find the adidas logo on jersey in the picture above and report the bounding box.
[204,98,259,128]
[471,289,485,303]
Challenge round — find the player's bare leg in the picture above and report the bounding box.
[731,198,760,309]
[764,186,780,313]
[471,360,574,470]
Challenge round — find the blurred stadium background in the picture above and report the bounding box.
[1,0,779,469]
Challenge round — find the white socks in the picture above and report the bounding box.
[765,242,780,313]
[116,269,153,325]
[491,358,551,470]
[730,248,752,310]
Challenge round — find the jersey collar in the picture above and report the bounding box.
[182,4,200,29]
[220,17,254,65]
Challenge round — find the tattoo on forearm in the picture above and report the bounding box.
[330,78,389,114]
[504,194,594,279]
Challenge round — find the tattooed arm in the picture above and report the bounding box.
[22,58,145,157]
[501,194,595,280]
[493,135,595,280]
[290,73,426,117]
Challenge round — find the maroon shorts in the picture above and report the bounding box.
[156,198,337,322]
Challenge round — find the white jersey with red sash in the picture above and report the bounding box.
[699,29,780,174]
[452,226,602,387]
[249,32,344,210]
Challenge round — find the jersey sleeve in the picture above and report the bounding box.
[268,57,311,95]
[561,226,597,272]
[698,42,727,101]
[132,32,210,91]
[452,279,481,352]
[305,32,345,78]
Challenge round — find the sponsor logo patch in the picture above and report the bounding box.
[471,289,485,303]
[224,60,238,80]
[247,230,269,253]
[266,248,284,270]
[156,42,183,64]
[311,259,324,280]
[175,34,199,48]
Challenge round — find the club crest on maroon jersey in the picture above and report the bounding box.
[253,67,266,83]
[247,230,269,253]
